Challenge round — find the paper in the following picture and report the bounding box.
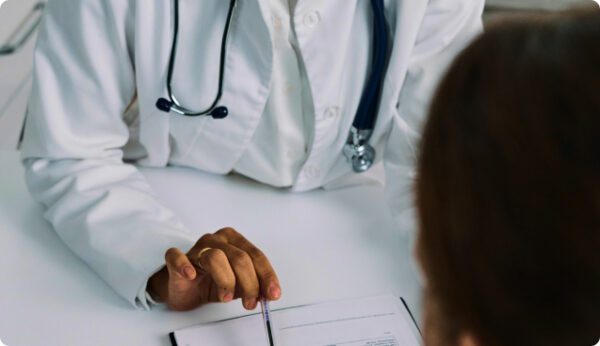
[171,295,421,346]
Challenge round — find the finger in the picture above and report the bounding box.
[196,248,236,303]
[217,228,282,301]
[208,280,220,302]
[220,244,260,310]
[196,230,261,309]
[192,229,278,305]
[165,247,196,281]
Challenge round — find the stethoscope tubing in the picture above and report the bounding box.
[164,0,237,116]
[157,0,389,173]
[353,0,388,130]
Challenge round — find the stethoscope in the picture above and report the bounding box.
[156,0,389,173]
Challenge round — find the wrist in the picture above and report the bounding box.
[147,267,169,303]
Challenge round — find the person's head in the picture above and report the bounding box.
[416,10,600,346]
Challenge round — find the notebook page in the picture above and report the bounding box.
[171,295,421,346]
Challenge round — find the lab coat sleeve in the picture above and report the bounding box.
[20,0,195,309]
[383,0,485,234]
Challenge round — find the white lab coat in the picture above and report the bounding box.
[20,0,484,309]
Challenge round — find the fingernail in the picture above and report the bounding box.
[183,266,195,279]
[223,292,234,302]
[268,283,281,299]
[245,298,257,310]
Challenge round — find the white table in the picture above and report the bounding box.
[0,149,422,346]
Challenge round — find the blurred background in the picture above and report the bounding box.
[0,0,596,149]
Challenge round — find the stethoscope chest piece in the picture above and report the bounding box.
[343,127,376,173]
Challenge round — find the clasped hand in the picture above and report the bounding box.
[147,227,281,311]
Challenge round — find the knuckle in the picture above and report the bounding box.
[205,248,227,264]
[245,281,261,296]
[198,233,213,244]
[201,249,216,264]
[221,274,236,288]
[216,227,237,238]
[248,248,265,260]
[230,251,253,269]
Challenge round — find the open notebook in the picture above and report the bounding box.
[170,295,422,346]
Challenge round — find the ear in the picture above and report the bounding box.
[458,333,479,346]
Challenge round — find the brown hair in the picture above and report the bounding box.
[416,10,600,346]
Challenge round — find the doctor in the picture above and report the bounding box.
[21,0,484,311]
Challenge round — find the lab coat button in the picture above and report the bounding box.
[303,11,321,28]
[283,82,294,95]
[286,149,300,160]
[324,106,340,120]
[272,15,283,32]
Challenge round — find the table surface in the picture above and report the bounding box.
[0,149,422,346]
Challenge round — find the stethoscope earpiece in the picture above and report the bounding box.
[156,98,173,113]
[209,106,229,119]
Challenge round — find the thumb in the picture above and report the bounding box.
[165,247,197,281]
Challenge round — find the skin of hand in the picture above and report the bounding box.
[147,227,281,311]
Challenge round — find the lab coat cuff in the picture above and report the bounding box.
[135,263,168,311]
[123,231,196,311]
[145,290,162,306]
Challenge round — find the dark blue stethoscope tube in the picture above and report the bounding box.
[354,0,389,131]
